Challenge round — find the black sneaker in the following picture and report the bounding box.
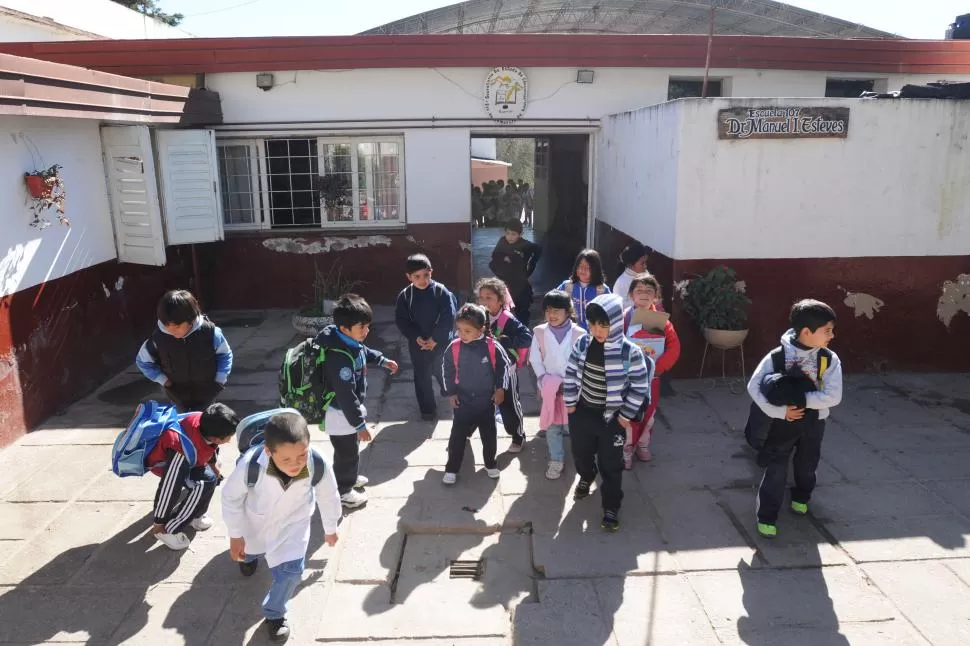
[574,479,592,500]
[266,617,290,643]
[601,509,620,532]
[239,560,258,577]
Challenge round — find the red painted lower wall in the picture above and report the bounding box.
[0,250,193,448]
[595,219,970,376]
[200,224,472,310]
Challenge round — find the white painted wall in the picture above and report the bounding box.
[0,0,191,41]
[402,129,471,224]
[596,102,681,258]
[208,67,970,124]
[599,98,970,260]
[0,116,116,298]
[673,98,970,259]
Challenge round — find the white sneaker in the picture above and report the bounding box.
[190,515,214,531]
[485,468,500,479]
[155,531,191,551]
[340,489,368,508]
[545,461,564,480]
[442,472,458,485]
[354,475,369,489]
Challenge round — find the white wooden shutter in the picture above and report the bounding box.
[100,125,166,266]
[155,129,225,245]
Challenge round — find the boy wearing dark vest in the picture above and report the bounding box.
[747,299,842,538]
[136,290,233,412]
[394,254,457,421]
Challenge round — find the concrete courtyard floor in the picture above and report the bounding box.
[3,307,970,645]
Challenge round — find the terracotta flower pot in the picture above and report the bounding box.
[703,328,749,350]
[24,174,52,198]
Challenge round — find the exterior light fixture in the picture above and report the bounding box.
[576,69,595,84]
[256,73,275,91]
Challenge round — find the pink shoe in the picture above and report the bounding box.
[622,446,634,470]
[636,445,652,462]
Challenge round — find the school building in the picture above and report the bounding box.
[1,4,970,446]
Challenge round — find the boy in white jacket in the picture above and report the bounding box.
[529,290,585,480]
[222,412,341,643]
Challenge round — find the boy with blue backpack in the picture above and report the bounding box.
[394,254,457,421]
[141,402,239,550]
[223,410,341,643]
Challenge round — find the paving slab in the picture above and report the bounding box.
[594,575,722,646]
[819,422,915,483]
[862,561,970,646]
[4,445,111,503]
[688,566,900,632]
[319,583,509,641]
[646,489,756,571]
[927,479,970,517]
[532,522,677,578]
[881,448,970,481]
[334,498,405,583]
[0,445,70,499]
[822,515,970,562]
[655,392,727,433]
[512,580,617,646]
[0,502,65,540]
[810,482,962,523]
[0,585,144,644]
[714,620,930,646]
[78,468,161,502]
[109,582,233,646]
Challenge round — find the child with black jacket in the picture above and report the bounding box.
[394,254,457,421]
[477,277,533,452]
[440,304,511,485]
[136,289,233,412]
[746,299,842,539]
[489,218,542,323]
[315,294,399,509]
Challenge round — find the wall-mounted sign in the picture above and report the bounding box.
[718,107,850,140]
[484,66,528,123]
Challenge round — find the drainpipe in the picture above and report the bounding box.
[702,1,716,98]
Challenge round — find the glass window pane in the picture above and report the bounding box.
[357,140,401,222]
[217,144,256,225]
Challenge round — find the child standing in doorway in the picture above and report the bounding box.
[622,274,680,467]
[489,218,542,324]
[477,277,533,453]
[440,304,511,484]
[529,290,585,480]
[557,249,611,330]
[613,243,649,311]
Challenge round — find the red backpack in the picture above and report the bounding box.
[450,336,498,384]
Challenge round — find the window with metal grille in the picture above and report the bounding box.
[215,135,405,230]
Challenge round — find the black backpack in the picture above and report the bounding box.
[743,346,832,449]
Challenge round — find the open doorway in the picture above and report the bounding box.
[469,134,591,321]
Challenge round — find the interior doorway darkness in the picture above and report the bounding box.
[470,134,590,322]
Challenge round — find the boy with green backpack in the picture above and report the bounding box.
[280,294,398,509]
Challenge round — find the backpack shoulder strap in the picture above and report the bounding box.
[596,284,605,296]
[485,335,497,370]
[168,413,198,467]
[535,326,546,361]
[817,348,832,380]
[563,280,573,296]
[770,346,786,374]
[621,341,632,371]
[310,447,326,487]
[245,446,262,488]
[451,340,461,383]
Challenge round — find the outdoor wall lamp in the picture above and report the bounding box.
[576,69,595,84]
[256,73,275,91]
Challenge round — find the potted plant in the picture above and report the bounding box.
[677,266,751,350]
[291,260,365,336]
[317,174,352,222]
[24,164,69,229]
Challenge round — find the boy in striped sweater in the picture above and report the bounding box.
[564,293,652,531]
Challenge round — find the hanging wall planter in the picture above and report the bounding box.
[24,164,69,229]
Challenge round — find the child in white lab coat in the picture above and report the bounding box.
[222,411,342,643]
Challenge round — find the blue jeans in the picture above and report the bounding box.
[245,555,305,620]
[546,424,567,462]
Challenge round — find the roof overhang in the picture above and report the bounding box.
[1,34,969,76]
[0,52,222,125]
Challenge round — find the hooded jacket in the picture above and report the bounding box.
[747,329,843,421]
[556,280,612,329]
[136,316,233,386]
[314,324,389,432]
[564,294,652,423]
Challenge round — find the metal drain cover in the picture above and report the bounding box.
[449,559,485,580]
